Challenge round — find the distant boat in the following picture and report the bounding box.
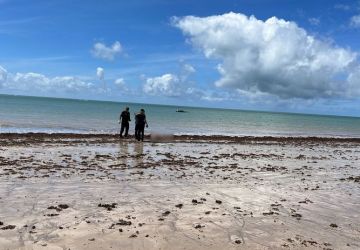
[176,109,187,113]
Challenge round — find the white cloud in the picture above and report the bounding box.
[91,41,122,61]
[350,15,360,28]
[142,62,196,97]
[0,65,93,92]
[183,64,196,73]
[96,67,107,90]
[114,78,128,91]
[143,74,181,97]
[114,78,125,86]
[3,71,93,92]
[50,76,94,91]
[185,87,233,102]
[180,63,196,81]
[308,17,320,26]
[347,66,360,96]
[174,12,360,99]
[96,67,104,80]
[0,65,7,87]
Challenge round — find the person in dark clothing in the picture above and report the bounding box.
[119,107,131,137]
[134,109,148,141]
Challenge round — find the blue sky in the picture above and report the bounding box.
[1,0,360,116]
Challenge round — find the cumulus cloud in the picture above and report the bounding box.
[180,63,196,81]
[186,87,229,101]
[114,78,128,92]
[347,66,360,96]
[183,64,196,73]
[143,63,196,97]
[96,67,104,80]
[0,65,93,92]
[114,78,125,87]
[0,65,7,87]
[174,12,360,99]
[143,74,181,96]
[91,41,122,61]
[96,67,108,90]
[350,15,360,28]
[3,72,93,92]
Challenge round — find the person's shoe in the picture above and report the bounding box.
[120,135,123,138]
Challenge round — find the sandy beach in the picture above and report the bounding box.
[0,133,359,250]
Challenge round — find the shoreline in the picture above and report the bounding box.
[1,132,360,143]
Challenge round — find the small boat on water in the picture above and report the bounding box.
[176,109,187,113]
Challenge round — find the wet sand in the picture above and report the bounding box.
[0,133,359,249]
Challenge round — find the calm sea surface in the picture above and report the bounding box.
[0,94,359,137]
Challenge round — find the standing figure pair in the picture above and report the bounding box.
[134,109,148,141]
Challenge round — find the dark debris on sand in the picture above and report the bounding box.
[162,211,171,216]
[117,219,132,226]
[98,203,117,211]
[175,203,183,208]
[1,225,16,230]
[340,176,360,183]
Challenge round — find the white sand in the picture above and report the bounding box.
[0,136,359,249]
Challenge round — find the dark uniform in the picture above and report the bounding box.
[135,113,147,141]
[120,110,131,137]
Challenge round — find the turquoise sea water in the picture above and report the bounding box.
[0,94,360,137]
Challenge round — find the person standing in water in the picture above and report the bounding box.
[119,107,131,137]
[134,109,148,141]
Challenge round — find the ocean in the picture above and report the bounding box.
[0,94,359,137]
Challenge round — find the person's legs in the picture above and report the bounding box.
[140,124,145,141]
[120,124,125,137]
[135,124,139,140]
[124,123,129,137]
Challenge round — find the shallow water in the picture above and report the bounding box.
[1,94,360,137]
